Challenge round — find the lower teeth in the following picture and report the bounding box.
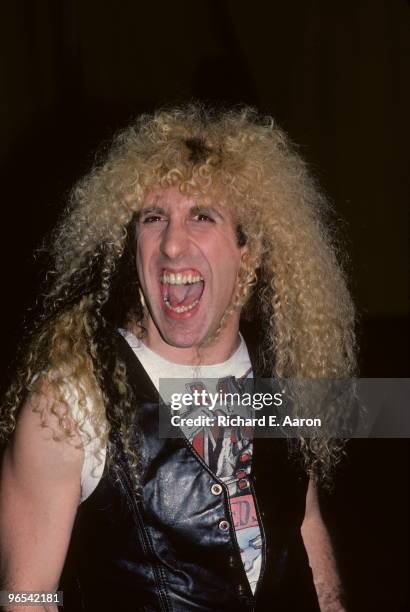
[164,298,199,313]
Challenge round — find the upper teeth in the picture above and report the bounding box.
[161,272,203,285]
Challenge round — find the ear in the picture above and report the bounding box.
[240,242,249,259]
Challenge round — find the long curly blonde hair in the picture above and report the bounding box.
[0,105,356,485]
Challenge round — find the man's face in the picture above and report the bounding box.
[135,185,246,352]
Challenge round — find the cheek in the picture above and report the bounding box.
[136,237,153,275]
[204,232,242,263]
[212,248,243,291]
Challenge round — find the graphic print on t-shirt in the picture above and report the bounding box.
[180,374,262,595]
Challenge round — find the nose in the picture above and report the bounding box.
[160,218,190,260]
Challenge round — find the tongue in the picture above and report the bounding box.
[167,282,204,307]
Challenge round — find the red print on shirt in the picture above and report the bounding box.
[230,494,258,530]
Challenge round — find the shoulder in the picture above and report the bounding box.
[4,380,85,486]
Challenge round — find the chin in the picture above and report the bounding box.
[157,316,215,348]
[161,329,206,349]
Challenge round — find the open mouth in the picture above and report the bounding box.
[160,269,205,315]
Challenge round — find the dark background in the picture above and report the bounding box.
[0,1,408,610]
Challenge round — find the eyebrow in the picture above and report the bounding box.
[192,204,223,217]
[138,204,224,218]
[138,206,167,217]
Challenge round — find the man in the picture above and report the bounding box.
[0,106,355,611]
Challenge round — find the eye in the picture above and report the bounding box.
[141,214,163,224]
[194,212,215,223]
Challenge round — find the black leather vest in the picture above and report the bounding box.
[60,328,320,612]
